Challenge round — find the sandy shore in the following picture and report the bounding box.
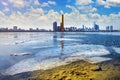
[1,59,120,80]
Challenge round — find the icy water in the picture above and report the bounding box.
[0,32,120,75]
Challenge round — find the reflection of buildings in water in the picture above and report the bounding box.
[13,33,18,44]
[53,32,66,60]
[14,33,18,38]
[59,32,65,60]
[60,33,64,49]
[53,32,58,47]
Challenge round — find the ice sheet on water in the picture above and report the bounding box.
[4,58,38,75]
[63,35,87,38]
[57,38,81,41]
[69,45,110,57]
[113,47,120,54]
[10,52,31,56]
[86,57,111,63]
[4,44,111,75]
[0,32,52,45]
[4,58,67,75]
[95,32,120,36]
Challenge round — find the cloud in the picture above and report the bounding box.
[88,13,100,19]
[78,5,97,13]
[0,11,5,17]
[48,1,56,5]
[41,2,49,7]
[76,0,93,5]
[41,1,56,7]
[1,0,56,9]
[0,3,120,30]
[96,0,120,8]
[3,7,10,12]
[66,5,77,11]
[8,0,32,8]
[1,1,8,6]
[66,5,120,30]
[74,0,97,13]
[66,5,91,26]
[34,0,40,5]
[0,7,59,30]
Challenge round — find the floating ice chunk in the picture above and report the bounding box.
[10,52,31,56]
[57,38,80,41]
[64,35,87,38]
[96,32,120,36]
[35,48,61,58]
[4,58,37,75]
[64,56,85,63]
[34,58,67,70]
[4,44,111,75]
[69,44,110,57]
[32,45,54,49]
[113,47,120,54]
[86,57,111,63]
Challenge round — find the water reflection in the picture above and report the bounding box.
[53,32,58,47]
[13,33,18,39]
[60,32,64,49]
[53,32,65,60]
[0,32,120,75]
[59,32,65,60]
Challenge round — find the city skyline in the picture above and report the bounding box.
[0,14,119,32]
[0,0,120,30]
[0,15,119,32]
[53,16,118,32]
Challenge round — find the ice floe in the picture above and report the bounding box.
[113,47,120,54]
[1,32,120,75]
[57,38,80,41]
[10,52,31,56]
[86,57,111,63]
[4,44,111,75]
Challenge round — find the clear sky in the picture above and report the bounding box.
[0,0,120,30]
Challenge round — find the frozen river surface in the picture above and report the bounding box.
[0,32,120,75]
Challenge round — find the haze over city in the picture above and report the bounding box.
[0,0,120,30]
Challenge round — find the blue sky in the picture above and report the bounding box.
[0,0,120,30]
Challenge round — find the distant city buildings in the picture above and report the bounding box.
[13,26,18,31]
[53,21,57,32]
[53,19,100,32]
[0,14,119,32]
[94,22,99,31]
[106,26,113,32]
[60,14,64,32]
[52,14,119,32]
[106,26,109,31]
[53,14,65,32]
[110,26,113,31]
[0,26,50,32]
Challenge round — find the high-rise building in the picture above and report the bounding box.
[94,22,99,31]
[106,26,109,31]
[110,25,113,31]
[60,14,64,32]
[13,26,17,31]
[53,21,57,32]
[106,26,113,31]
